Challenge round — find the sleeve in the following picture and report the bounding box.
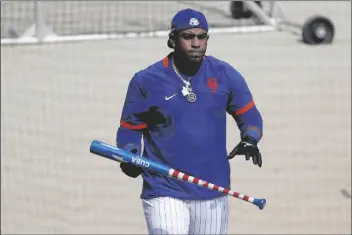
[116,73,149,155]
[226,67,263,143]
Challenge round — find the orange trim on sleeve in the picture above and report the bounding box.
[120,120,147,130]
[235,100,255,116]
[162,56,169,68]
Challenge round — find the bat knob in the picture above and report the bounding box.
[253,198,266,210]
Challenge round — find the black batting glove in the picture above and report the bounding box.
[228,136,262,167]
[120,144,143,178]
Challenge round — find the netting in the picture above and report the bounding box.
[1,1,267,40]
[1,1,351,234]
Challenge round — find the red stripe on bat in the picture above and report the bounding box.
[193,178,199,184]
[243,195,249,201]
[223,188,230,194]
[182,174,189,181]
[172,170,180,178]
[203,182,209,187]
[233,192,240,197]
[213,185,219,191]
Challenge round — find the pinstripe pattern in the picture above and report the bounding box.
[142,196,228,235]
[142,197,190,234]
[188,196,228,234]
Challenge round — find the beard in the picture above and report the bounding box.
[186,50,206,63]
[173,49,206,76]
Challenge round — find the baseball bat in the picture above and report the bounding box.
[89,140,266,210]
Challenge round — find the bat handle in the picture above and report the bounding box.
[253,198,266,210]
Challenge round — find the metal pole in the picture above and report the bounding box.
[268,1,276,18]
[243,1,276,27]
[34,0,44,41]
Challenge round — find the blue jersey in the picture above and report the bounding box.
[116,53,263,200]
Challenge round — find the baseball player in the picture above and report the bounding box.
[116,8,263,235]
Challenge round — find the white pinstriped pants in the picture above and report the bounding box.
[142,196,228,235]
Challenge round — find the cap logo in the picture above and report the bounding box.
[189,18,199,26]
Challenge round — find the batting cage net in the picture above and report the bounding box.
[1,1,351,234]
[1,1,275,44]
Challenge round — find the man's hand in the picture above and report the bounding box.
[120,162,143,178]
[228,136,262,167]
[120,144,143,178]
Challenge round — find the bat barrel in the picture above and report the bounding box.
[90,140,125,162]
[90,140,171,175]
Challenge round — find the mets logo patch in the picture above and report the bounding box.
[207,78,218,93]
[189,18,200,26]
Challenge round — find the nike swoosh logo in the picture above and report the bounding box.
[165,93,177,100]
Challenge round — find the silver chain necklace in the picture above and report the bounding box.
[171,57,197,103]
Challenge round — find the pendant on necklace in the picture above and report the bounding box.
[182,86,196,103]
[181,86,189,96]
[186,92,197,103]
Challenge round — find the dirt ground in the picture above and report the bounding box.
[1,1,351,234]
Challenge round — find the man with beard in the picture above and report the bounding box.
[116,8,264,235]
